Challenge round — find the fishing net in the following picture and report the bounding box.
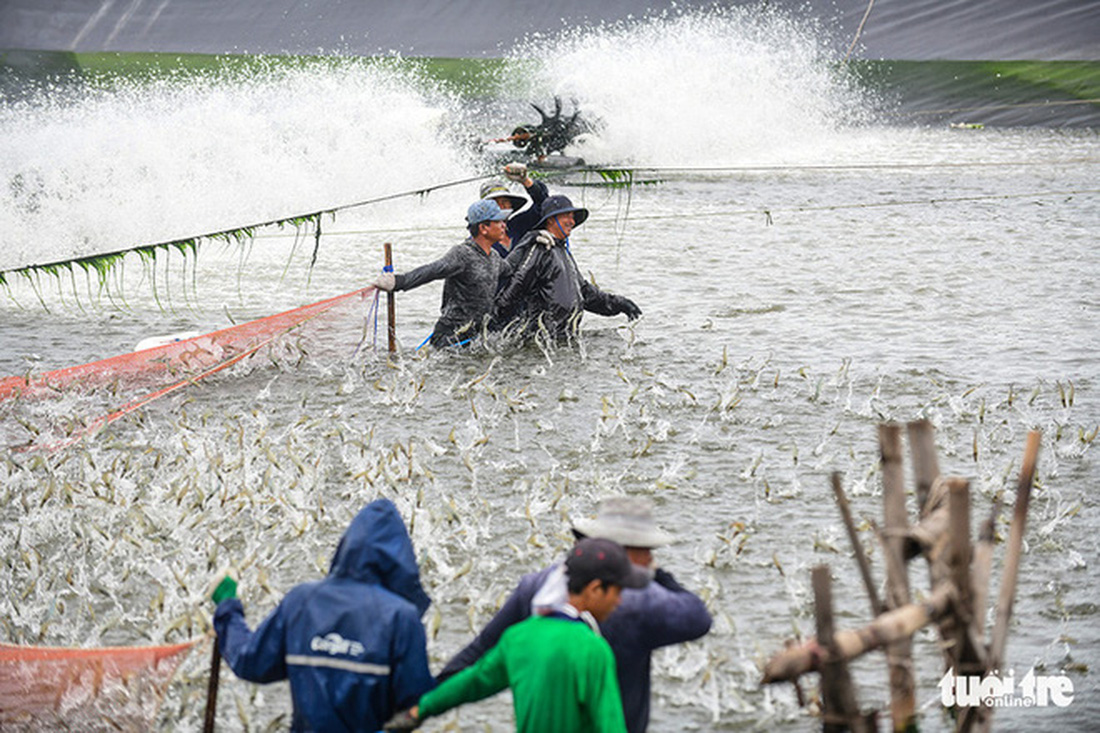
[0,286,374,402]
[1,286,377,451]
[0,639,200,730]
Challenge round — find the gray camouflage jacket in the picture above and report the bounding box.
[395,238,501,347]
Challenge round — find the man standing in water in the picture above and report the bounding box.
[481,162,549,258]
[385,537,649,733]
[435,496,712,732]
[209,499,434,733]
[491,195,642,340]
[373,199,508,347]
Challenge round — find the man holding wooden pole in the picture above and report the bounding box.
[373,200,508,348]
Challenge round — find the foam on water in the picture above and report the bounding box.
[506,5,871,167]
[0,59,475,271]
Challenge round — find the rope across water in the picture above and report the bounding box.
[2,159,1097,289]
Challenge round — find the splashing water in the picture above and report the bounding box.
[0,59,475,271]
[507,6,871,166]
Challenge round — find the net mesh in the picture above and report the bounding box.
[0,639,200,730]
[0,286,374,402]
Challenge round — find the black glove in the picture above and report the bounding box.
[654,567,687,593]
[614,296,642,320]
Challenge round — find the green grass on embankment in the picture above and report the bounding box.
[4,50,1097,124]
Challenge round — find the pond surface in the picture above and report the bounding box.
[1,8,1097,730]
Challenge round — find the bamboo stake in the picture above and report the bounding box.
[813,565,869,733]
[914,478,979,674]
[948,481,985,674]
[384,242,396,353]
[203,639,221,733]
[762,583,955,683]
[987,431,1041,671]
[907,419,941,516]
[879,424,916,731]
[971,495,1001,645]
[906,476,951,561]
[831,472,884,616]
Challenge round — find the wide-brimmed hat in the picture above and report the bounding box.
[565,537,651,590]
[466,199,510,226]
[536,194,588,228]
[572,496,673,548]
[479,179,528,211]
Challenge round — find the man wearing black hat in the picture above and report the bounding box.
[385,538,648,733]
[491,194,642,340]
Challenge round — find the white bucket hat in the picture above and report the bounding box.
[572,496,673,548]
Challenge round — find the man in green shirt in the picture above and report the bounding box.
[385,538,649,732]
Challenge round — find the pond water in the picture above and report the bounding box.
[1,7,1097,731]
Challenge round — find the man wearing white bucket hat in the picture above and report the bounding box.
[437,496,712,733]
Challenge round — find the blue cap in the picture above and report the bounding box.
[466,199,510,226]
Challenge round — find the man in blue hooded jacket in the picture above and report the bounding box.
[210,498,434,732]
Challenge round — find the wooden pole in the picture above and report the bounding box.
[907,419,941,516]
[987,430,1041,671]
[831,472,884,616]
[971,496,1001,645]
[813,565,869,733]
[203,638,221,733]
[948,481,985,673]
[384,242,396,353]
[879,424,917,732]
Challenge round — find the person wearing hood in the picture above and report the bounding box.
[434,496,711,733]
[480,162,549,258]
[209,498,434,733]
[491,195,641,341]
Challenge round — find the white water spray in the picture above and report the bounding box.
[507,6,871,166]
[0,59,474,271]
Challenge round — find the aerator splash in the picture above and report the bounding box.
[499,97,596,160]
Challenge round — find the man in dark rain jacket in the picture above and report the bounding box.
[210,499,435,733]
[436,496,711,733]
[491,195,641,340]
[373,199,508,348]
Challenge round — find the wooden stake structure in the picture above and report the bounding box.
[762,424,1042,733]
[384,242,396,353]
